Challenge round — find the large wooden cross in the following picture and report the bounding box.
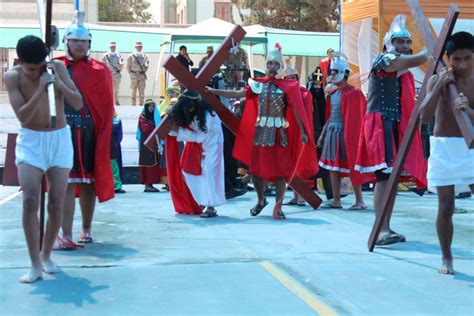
[367,1,473,251]
[145,25,322,209]
[36,0,54,249]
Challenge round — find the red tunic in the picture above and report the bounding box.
[56,56,115,202]
[233,77,319,182]
[355,72,427,187]
[319,85,374,186]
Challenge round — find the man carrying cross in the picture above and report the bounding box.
[419,31,474,274]
[206,43,318,220]
[355,15,430,245]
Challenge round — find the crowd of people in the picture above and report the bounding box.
[3,10,473,284]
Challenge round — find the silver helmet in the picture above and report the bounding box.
[383,14,412,54]
[329,52,351,84]
[63,11,91,59]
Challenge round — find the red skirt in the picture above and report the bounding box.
[249,133,291,180]
[355,112,392,173]
[140,166,165,184]
[355,112,419,183]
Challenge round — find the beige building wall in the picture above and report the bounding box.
[0,0,98,25]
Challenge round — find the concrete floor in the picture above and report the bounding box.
[0,185,473,315]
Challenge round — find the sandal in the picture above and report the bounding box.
[78,231,93,244]
[200,209,218,218]
[348,204,367,210]
[53,235,84,250]
[272,207,286,220]
[282,199,298,206]
[375,233,406,246]
[321,203,343,209]
[144,186,160,193]
[250,199,268,216]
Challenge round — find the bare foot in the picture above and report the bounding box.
[439,259,455,275]
[40,255,61,274]
[19,266,43,284]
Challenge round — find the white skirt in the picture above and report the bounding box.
[427,136,474,194]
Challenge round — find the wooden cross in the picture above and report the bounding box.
[145,25,322,209]
[367,1,470,251]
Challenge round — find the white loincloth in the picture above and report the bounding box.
[15,126,73,172]
[427,136,474,194]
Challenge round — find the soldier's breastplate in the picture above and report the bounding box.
[254,83,288,147]
[328,91,343,123]
[367,73,401,122]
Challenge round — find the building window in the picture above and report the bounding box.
[214,3,231,22]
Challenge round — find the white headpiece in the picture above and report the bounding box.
[329,52,351,83]
[284,66,299,79]
[383,14,412,53]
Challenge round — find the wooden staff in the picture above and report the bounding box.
[36,0,55,249]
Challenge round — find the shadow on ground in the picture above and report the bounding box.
[30,272,109,307]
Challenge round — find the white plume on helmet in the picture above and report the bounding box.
[284,66,299,79]
[63,11,92,59]
[329,51,351,83]
[383,14,412,53]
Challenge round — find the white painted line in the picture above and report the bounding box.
[0,191,22,205]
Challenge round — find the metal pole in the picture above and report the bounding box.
[75,0,79,11]
[339,0,342,52]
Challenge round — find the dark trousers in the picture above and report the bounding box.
[222,125,238,191]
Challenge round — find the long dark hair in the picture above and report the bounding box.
[170,90,215,132]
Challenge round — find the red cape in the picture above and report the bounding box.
[56,56,115,202]
[399,72,427,187]
[326,85,374,186]
[166,135,202,215]
[233,77,319,182]
[319,57,330,88]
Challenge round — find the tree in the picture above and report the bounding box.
[232,0,340,32]
[98,0,153,23]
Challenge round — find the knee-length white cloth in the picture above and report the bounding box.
[176,112,225,207]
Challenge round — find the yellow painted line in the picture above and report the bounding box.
[0,191,22,205]
[259,261,338,316]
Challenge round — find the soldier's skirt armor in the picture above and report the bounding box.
[65,97,96,184]
[250,82,291,178]
[319,90,350,173]
[64,66,96,183]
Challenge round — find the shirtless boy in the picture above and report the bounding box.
[420,31,474,275]
[3,35,82,283]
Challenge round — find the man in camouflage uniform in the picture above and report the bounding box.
[199,46,214,68]
[127,41,149,106]
[102,41,123,105]
[224,42,248,88]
